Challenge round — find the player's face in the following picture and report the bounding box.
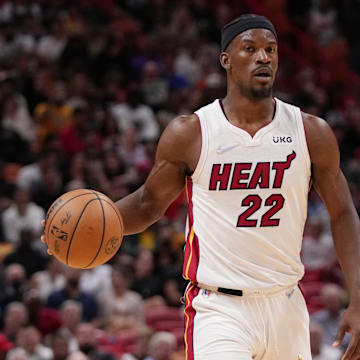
[221,29,278,99]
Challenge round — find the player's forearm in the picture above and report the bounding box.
[331,208,360,303]
[115,186,164,235]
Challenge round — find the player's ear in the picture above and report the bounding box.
[220,52,231,70]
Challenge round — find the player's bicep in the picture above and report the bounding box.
[141,114,200,215]
[313,166,354,221]
[304,113,354,220]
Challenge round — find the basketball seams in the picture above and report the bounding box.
[45,191,95,251]
[46,189,123,269]
[65,198,99,266]
[82,192,106,268]
[96,198,124,233]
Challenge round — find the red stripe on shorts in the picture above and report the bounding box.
[184,284,200,360]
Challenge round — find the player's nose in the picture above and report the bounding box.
[255,48,270,64]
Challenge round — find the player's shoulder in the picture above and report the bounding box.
[301,112,331,134]
[301,111,336,143]
[168,113,200,131]
[157,114,201,171]
[165,99,217,138]
[161,114,201,144]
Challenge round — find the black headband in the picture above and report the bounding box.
[221,14,278,52]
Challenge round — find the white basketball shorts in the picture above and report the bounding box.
[184,283,311,360]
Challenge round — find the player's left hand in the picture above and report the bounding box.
[333,303,360,360]
[40,219,53,255]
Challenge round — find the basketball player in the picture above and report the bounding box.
[42,14,360,360]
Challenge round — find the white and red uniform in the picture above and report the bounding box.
[183,98,312,359]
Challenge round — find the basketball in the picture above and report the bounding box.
[44,189,123,269]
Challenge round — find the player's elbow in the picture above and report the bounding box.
[329,205,359,232]
[139,189,167,227]
[140,200,165,226]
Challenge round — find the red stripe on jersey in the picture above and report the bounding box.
[186,176,194,224]
[184,284,199,360]
[183,177,200,282]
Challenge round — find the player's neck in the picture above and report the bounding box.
[221,92,275,127]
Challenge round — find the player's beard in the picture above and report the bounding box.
[238,82,273,100]
[249,85,272,99]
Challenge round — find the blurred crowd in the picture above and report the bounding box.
[0,0,359,359]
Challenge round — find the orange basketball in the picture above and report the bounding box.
[44,189,123,269]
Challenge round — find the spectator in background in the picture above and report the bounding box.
[49,331,69,360]
[0,161,17,216]
[310,322,342,360]
[46,268,98,322]
[141,61,169,111]
[102,266,144,321]
[44,301,82,354]
[62,300,82,335]
[79,265,112,317]
[103,151,126,182]
[31,258,65,302]
[34,81,73,144]
[131,249,161,299]
[311,283,350,353]
[37,20,67,61]
[144,332,177,360]
[31,164,63,218]
[1,187,44,249]
[1,93,35,143]
[309,0,338,45]
[110,87,159,142]
[66,73,91,111]
[3,228,46,276]
[13,326,52,360]
[100,114,124,155]
[0,265,27,313]
[14,15,41,54]
[168,6,198,47]
[75,323,114,360]
[16,152,58,192]
[4,348,27,360]
[0,22,23,65]
[161,279,182,308]
[23,290,61,336]
[60,108,101,157]
[63,153,87,192]
[1,302,28,343]
[0,121,29,164]
[25,68,53,115]
[117,124,148,178]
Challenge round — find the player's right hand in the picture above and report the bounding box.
[41,219,53,255]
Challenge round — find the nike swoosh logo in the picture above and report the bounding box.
[216,144,240,154]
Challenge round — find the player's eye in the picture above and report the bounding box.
[266,47,275,53]
[245,46,255,52]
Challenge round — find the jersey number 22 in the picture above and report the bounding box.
[237,194,285,227]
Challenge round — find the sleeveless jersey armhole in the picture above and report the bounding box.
[191,111,209,182]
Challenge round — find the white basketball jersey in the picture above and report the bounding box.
[182,98,311,291]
